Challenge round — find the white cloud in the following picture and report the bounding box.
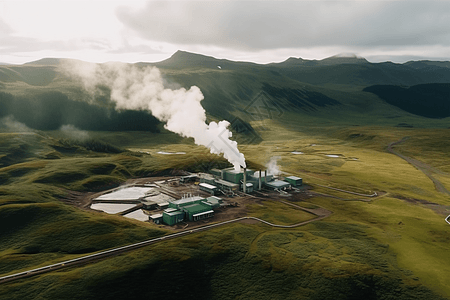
[1,0,450,64]
[117,1,450,49]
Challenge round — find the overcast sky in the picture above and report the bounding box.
[1,0,450,64]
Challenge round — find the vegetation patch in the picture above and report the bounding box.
[364,84,450,118]
[248,200,316,225]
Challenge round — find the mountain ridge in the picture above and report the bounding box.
[20,50,450,69]
[1,50,450,132]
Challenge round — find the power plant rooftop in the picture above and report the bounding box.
[172,196,204,206]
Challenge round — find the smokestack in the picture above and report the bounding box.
[243,168,247,193]
[259,169,262,190]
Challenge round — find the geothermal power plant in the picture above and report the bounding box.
[90,167,303,227]
[151,168,303,226]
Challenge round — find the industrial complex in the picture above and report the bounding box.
[147,167,303,226]
[91,167,303,227]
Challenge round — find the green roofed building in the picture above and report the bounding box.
[161,196,224,225]
[222,168,243,184]
[220,168,254,184]
[183,203,214,221]
[285,176,302,187]
[162,209,185,226]
[210,169,222,177]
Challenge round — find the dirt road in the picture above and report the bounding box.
[387,137,450,196]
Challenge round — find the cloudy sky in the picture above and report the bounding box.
[1,0,450,64]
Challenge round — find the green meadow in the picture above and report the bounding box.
[1,119,449,299]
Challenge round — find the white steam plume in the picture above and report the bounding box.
[266,156,281,175]
[61,61,246,170]
[60,124,89,141]
[0,116,32,132]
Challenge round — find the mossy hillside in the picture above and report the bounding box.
[0,201,166,276]
[247,200,316,225]
[0,223,445,300]
[0,134,175,276]
[304,195,450,297]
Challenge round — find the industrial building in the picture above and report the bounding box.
[181,166,303,198]
[162,208,186,226]
[179,174,198,184]
[150,195,225,226]
[148,166,304,226]
[199,182,219,195]
[214,179,239,193]
[206,167,257,193]
[265,180,291,190]
[141,200,157,210]
[206,167,293,193]
[183,204,214,222]
[285,176,302,187]
[244,183,254,193]
[139,190,174,209]
[149,213,163,224]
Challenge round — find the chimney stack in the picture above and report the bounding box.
[259,169,262,190]
[243,168,247,193]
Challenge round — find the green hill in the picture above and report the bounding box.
[363,83,450,118]
[1,50,450,132]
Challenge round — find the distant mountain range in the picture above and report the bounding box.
[155,50,450,86]
[0,51,449,134]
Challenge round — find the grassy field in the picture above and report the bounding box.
[0,119,450,299]
[247,200,316,225]
[0,220,445,299]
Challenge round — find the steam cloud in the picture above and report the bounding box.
[61,61,246,170]
[60,124,89,141]
[253,156,281,177]
[0,115,32,132]
[266,156,281,175]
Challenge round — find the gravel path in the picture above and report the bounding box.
[387,137,450,196]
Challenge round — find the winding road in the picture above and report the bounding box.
[387,137,450,196]
[387,137,450,226]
